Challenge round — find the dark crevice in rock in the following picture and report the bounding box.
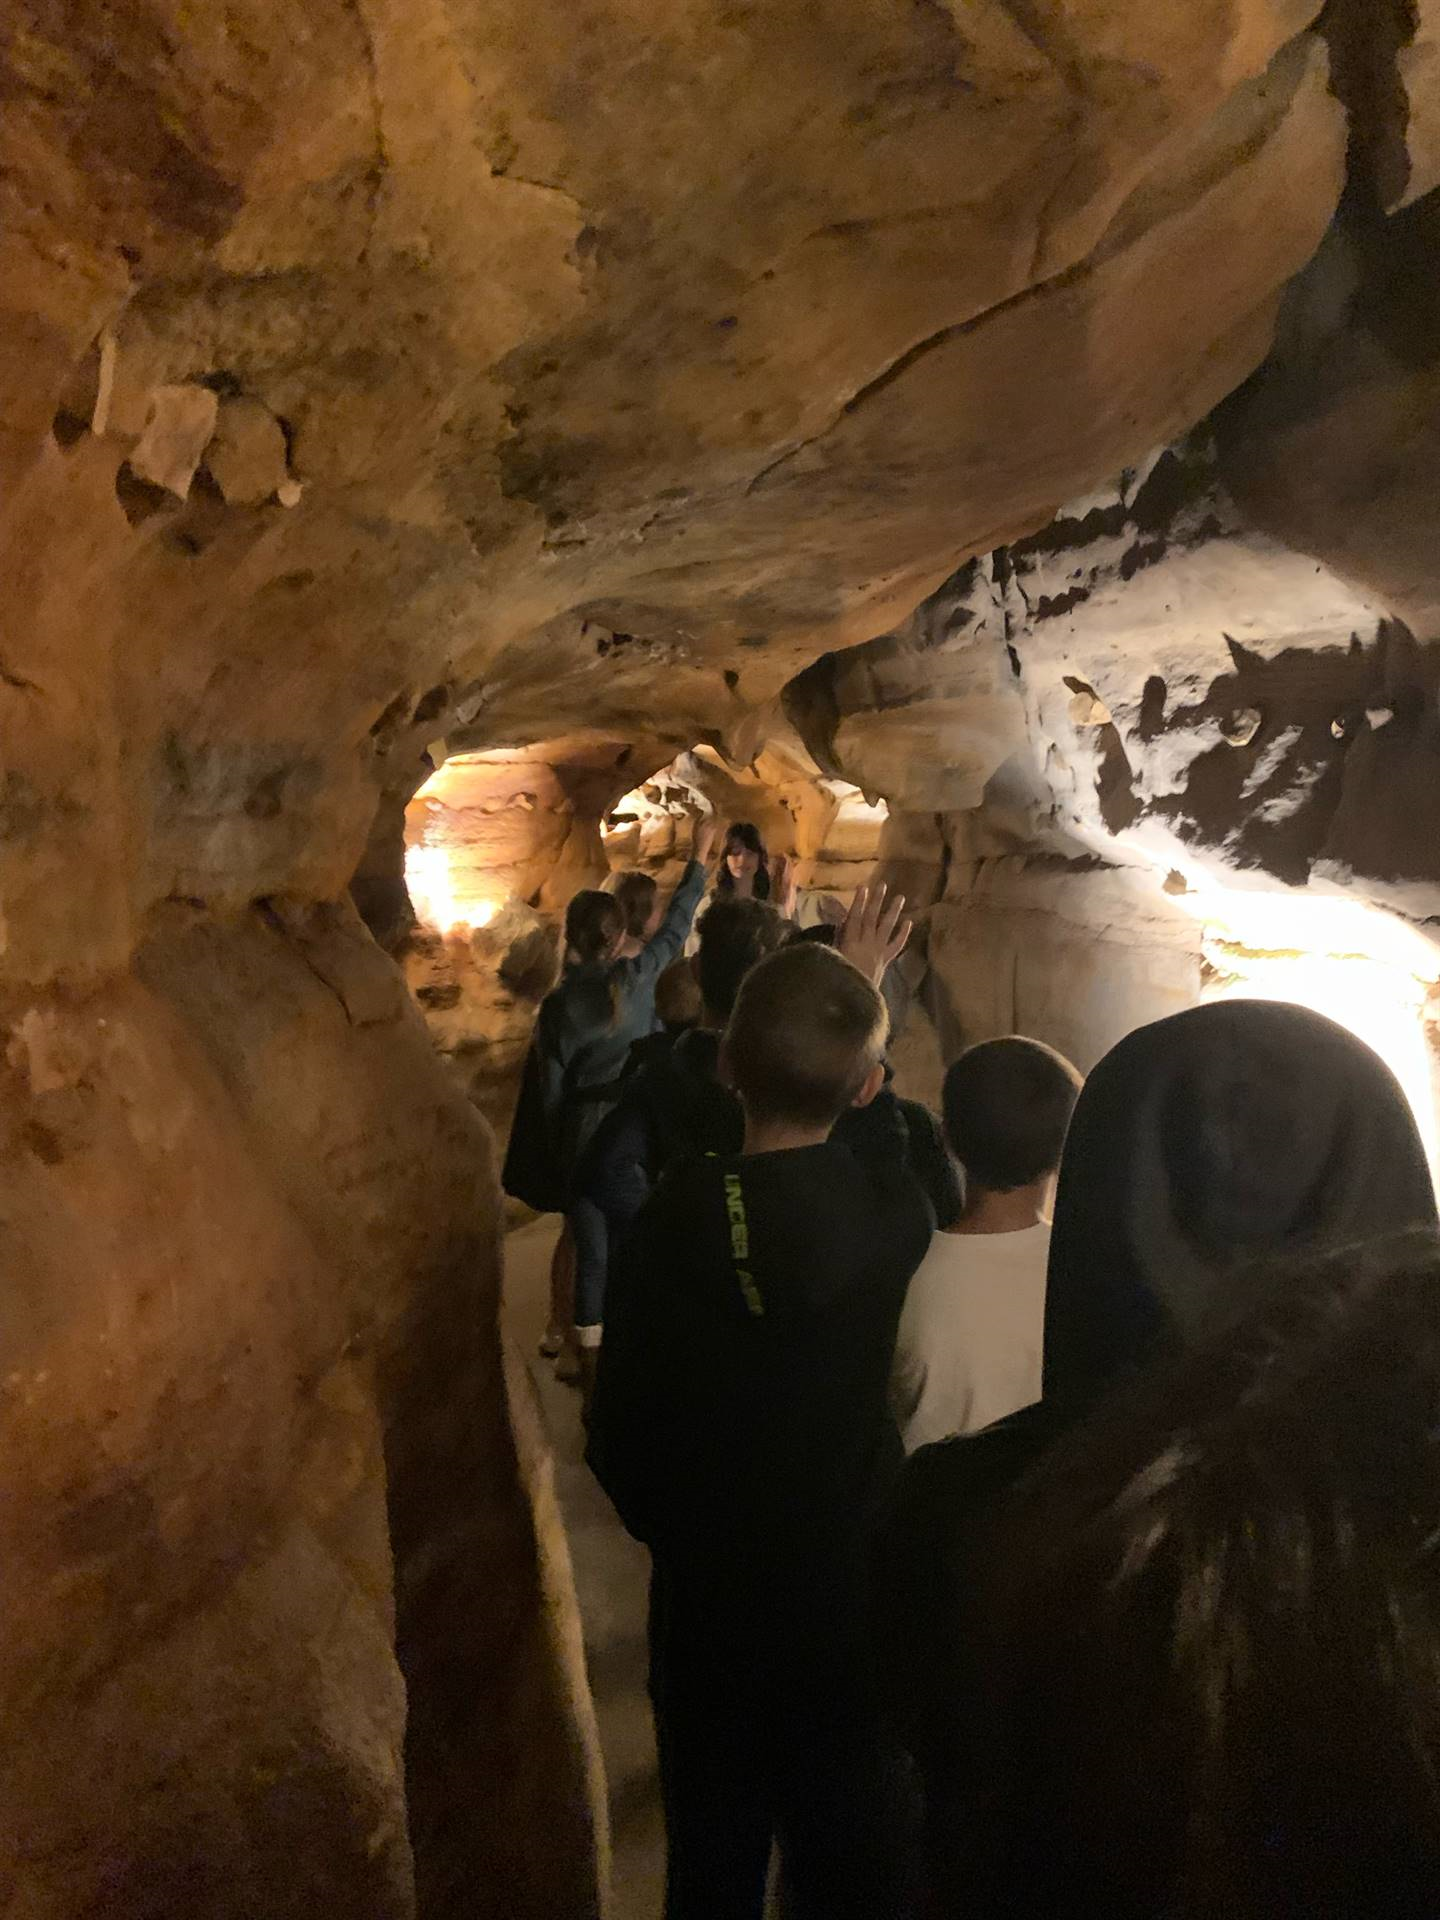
[781,650,846,779]
[115,463,178,527]
[411,684,451,730]
[1118,534,1168,581]
[1318,0,1418,209]
[1033,583,1091,620]
[370,691,412,746]
[51,408,89,449]
[194,368,244,398]
[1012,497,1130,558]
[1137,675,1169,740]
[1150,634,1394,885]
[336,0,391,263]
[415,981,463,1011]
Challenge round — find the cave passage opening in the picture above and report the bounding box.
[395,735,894,1138]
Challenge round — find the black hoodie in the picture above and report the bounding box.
[579,1025,961,1233]
[588,1139,932,1648]
[881,999,1437,1782]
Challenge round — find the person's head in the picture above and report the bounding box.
[563,889,623,968]
[974,1229,1440,1919]
[942,1037,1082,1197]
[654,955,704,1034]
[611,869,659,942]
[788,921,838,948]
[723,944,887,1133]
[1043,999,1437,1425]
[716,821,771,899]
[695,896,787,1026]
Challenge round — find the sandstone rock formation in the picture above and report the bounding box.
[4,0,1440,1914]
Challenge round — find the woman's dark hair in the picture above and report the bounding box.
[563,889,623,1025]
[611,870,657,940]
[564,890,622,964]
[962,1229,1440,1920]
[715,821,771,900]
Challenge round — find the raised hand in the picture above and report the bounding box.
[772,852,800,918]
[839,883,911,985]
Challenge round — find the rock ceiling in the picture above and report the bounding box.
[9,0,1440,982]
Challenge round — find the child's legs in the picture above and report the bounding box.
[568,1195,608,1345]
[650,1581,775,1920]
[547,1220,574,1336]
[655,1684,773,1920]
[774,1662,920,1920]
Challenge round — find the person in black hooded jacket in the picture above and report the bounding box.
[878,997,1439,1911]
[947,1227,1440,1920]
[588,919,928,1920]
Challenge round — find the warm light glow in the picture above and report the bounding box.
[404,842,499,934]
[827,782,890,827]
[1179,878,1440,1185]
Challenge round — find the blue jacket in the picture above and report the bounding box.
[502,860,707,1203]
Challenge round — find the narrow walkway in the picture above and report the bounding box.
[503,1219,665,1919]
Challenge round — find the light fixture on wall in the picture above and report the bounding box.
[404,842,500,934]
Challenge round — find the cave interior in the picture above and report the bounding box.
[5,0,1440,1914]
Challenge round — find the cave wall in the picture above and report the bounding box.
[5,0,1440,1912]
[795,403,1440,1076]
[3,903,605,1918]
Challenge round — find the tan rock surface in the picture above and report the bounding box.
[1,908,606,1917]
[128,383,221,497]
[4,0,1433,1913]
[134,909,608,1920]
[1399,1,1440,204]
[0,959,414,1918]
[204,395,293,506]
[3,3,1347,942]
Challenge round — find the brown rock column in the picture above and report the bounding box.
[136,903,608,1919]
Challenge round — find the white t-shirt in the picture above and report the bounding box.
[890,1223,1050,1453]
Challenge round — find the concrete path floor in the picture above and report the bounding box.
[503,1218,666,1919]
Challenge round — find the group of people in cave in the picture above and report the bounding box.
[503,816,1440,1920]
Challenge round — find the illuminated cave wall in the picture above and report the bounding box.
[907,822,1440,1177]
[397,738,895,1140]
[798,432,1440,1166]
